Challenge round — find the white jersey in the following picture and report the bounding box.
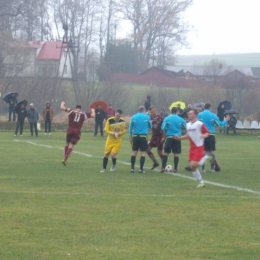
[187,120,209,148]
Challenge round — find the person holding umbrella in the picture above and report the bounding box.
[27,103,39,136]
[14,101,28,136]
[3,92,18,122]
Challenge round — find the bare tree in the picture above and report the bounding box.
[119,0,192,66]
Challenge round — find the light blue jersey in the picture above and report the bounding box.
[161,114,186,136]
[198,109,227,134]
[129,112,152,137]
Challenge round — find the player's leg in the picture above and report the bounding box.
[190,161,205,188]
[147,145,159,170]
[101,151,110,172]
[131,136,139,172]
[139,137,148,173]
[160,138,170,172]
[110,143,121,171]
[173,139,181,173]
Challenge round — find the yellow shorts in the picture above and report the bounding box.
[104,141,122,155]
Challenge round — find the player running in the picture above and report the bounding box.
[174,109,210,188]
[61,101,95,165]
[147,106,164,170]
[100,109,126,172]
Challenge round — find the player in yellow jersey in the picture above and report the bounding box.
[100,109,126,172]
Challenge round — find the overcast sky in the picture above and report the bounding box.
[178,0,260,55]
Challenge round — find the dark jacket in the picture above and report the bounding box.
[217,107,225,121]
[95,108,106,121]
[27,108,39,123]
[227,116,237,127]
[17,108,27,120]
[144,98,151,111]
[8,96,18,109]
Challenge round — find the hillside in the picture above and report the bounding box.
[175,53,260,67]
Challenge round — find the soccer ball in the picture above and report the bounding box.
[165,165,173,172]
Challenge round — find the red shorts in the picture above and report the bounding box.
[189,146,204,162]
[66,127,81,144]
[148,135,163,150]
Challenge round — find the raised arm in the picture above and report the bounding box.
[60,101,67,111]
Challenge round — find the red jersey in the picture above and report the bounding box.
[150,114,163,136]
[67,109,91,130]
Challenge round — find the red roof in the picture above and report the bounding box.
[37,41,65,60]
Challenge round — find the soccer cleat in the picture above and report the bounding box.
[139,169,145,173]
[131,169,135,173]
[100,169,106,173]
[211,169,215,172]
[184,166,192,171]
[196,183,206,188]
[150,163,159,170]
[215,166,221,172]
[110,165,116,172]
[200,169,206,173]
[159,168,165,173]
[62,160,67,166]
[173,169,178,173]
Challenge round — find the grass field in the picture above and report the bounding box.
[1,131,260,260]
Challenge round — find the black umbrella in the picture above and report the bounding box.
[223,109,239,115]
[192,102,205,109]
[218,100,231,110]
[14,100,28,113]
[3,92,18,103]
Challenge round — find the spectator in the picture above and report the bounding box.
[160,106,168,119]
[226,114,237,135]
[14,104,27,136]
[144,95,151,111]
[27,103,39,136]
[94,104,106,136]
[105,104,115,120]
[43,101,54,135]
[217,104,226,133]
[8,93,18,122]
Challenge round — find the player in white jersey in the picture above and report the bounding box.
[174,109,210,188]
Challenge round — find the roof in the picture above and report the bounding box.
[37,41,64,60]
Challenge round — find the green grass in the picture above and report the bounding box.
[1,131,260,260]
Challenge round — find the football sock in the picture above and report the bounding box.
[162,155,168,169]
[211,154,216,169]
[215,160,220,168]
[198,155,209,166]
[65,148,73,161]
[193,169,203,183]
[147,151,157,164]
[112,157,117,166]
[140,156,145,170]
[103,157,108,169]
[174,157,179,170]
[131,156,136,169]
[64,145,68,155]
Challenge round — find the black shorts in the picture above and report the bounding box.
[163,137,181,154]
[204,135,216,151]
[132,135,148,152]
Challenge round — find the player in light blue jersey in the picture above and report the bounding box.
[160,107,186,173]
[198,103,229,172]
[129,106,152,173]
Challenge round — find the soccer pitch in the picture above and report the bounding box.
[1,131,260,260]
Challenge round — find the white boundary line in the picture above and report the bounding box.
[12,139,260,196]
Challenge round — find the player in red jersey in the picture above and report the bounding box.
[147,106,164,170]
[174,109,210,188]
[61,101,95,165]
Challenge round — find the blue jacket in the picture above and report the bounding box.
[198,109,226,134]
[129,112,152,137]
[161,114,186,136]
[27,108,39,123]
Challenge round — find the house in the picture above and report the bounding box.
[4,41,73,79]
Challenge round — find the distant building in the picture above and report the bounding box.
[4,41,73,79]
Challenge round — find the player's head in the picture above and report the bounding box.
[149,106,156,115]
[76,105,81,109]
[138,105,146,113]
[115,109,122,120]
[171,107,178,114]
[205,103,211,110]
[188,109,198,121]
